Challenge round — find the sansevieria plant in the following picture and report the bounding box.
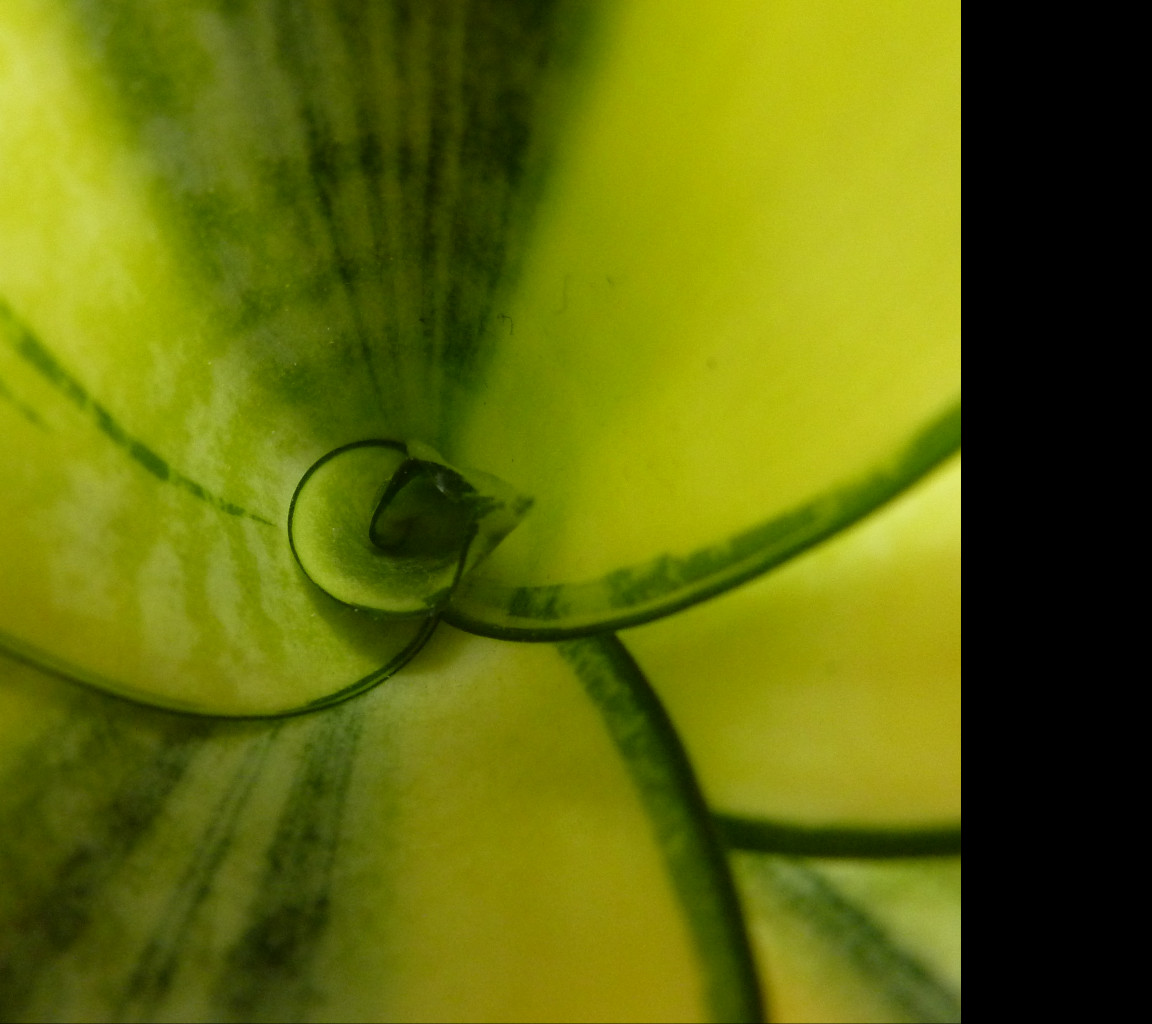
[0,1,960,1020]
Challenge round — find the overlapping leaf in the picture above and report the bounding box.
[1,0,959,1019]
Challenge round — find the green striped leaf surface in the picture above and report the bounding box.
[1,0,959,1019]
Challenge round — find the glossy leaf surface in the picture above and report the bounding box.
[734,854,961,1023]
[0,0,959,1019]
[2,0,958,703]
[450,0,960,633]
[0,632,713,1021]
[626,455,962,826]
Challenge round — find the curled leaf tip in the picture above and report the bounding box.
[289,439,531,616]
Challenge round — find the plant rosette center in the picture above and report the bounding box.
[288,439,532,617]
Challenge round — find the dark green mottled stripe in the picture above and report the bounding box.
[559,635,763,1024]
[117,727,281,1019]
[267,0,388,408]
[65,0,393,436]
[716,815,962,859]
[326,0,408,409]
[0,372,47,428]
[65,0,602,447]
[0,300,273,525]
[0,703,211,1019]
[740,857,961,1023]
[214,701,363,1022]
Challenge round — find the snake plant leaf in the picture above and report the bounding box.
[0,295,436,715]
[0,0,959,1019]
[0,627,755,1022]
[1,0,958,713]
[624,455,961,829]
[733,854,961,1023]
[0,0,591,712]
[446,0,961,636]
